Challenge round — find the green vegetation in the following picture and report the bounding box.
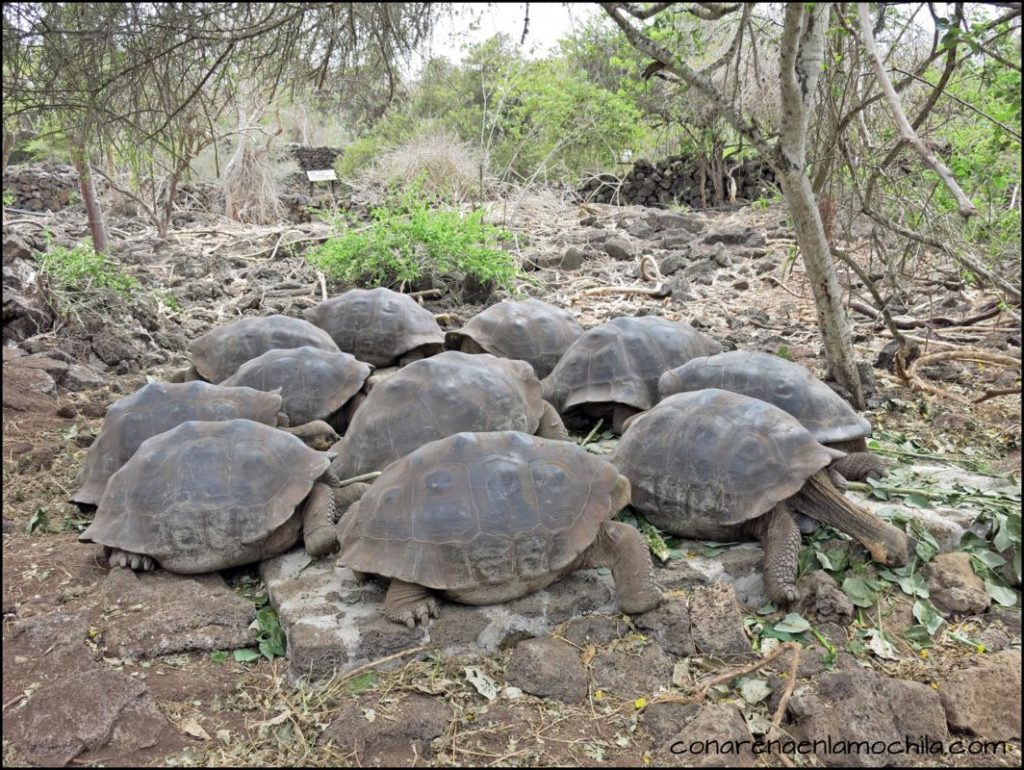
[307,180,518,289]
[33,241,141,316]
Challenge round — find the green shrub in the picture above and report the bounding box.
[34,242,141,315]
[308,181,518,289]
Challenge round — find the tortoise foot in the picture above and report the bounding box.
[830,452,887,482]
[106,547,156,572]
[383,579,439,628]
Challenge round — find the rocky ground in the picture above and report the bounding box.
[2,190,1021,767]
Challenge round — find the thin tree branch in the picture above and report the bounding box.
[857,4,978,218]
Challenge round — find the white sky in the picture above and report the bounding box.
[424,2,602,64]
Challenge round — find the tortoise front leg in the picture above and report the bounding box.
[383,579,439,628]
[578,520,661,614]
[829,452,887,482]
[827,439,887,482]
[742,504,802,604]
[612,404,640,434]
[105,547,156,572]
[577,477,660,614]
[300,481,339,557]
[331,481,372,521]
[536,401,569,440]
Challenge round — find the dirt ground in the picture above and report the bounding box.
[2,196,1021,767]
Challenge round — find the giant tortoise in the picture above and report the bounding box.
[303,288,444,367]
[612,390,909,604]
[658,350,885,480]
[71,381,283,509]
[444,299,584,379]
[78,419,360,573]
[542,315,721,432]
[337,430,661,626]
[221,346,372,433]
[330,351,567,480]
[172,314,340,383]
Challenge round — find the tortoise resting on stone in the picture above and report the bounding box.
[336,430,662,627]
[444,299,584,379]
[79,419,362,573]
[171,314,341,384]
[71,381,284,509]
[330,350,567,480]
[658,350,885,481]
[303,287,444,367]
[221,346,372,434]
[542,315,721,433]
[612,390,910,604]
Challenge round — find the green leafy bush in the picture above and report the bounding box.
[308,181,518,289]
[36,243,140,298]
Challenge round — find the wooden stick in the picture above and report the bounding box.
[337,645,428,684]
[316,271,328,301]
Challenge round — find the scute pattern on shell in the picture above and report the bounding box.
[221,346,371,425]
[190,314,340,383]
[303,287,444,367]
[331,351,545,478]
[658,350,871,445]
[446,299,583,379]
[79,420,332,573]
[542,316,721,413]
[612,390,835,540]
[337,431,621,591]
[71,382,282,508]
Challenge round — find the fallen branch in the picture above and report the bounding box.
[973,387,1022,404]
[647,642,800,707]
[316,271,328,301]
[574,285,667,299]
[905,349,1021,402]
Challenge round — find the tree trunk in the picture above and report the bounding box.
[778,168,865,408]
[71,149,109,255]
[776,4,865,409]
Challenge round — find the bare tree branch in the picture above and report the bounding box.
[857,3,978,219]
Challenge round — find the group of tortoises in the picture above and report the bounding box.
[75,286,909,627]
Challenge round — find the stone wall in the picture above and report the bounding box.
[580,156,776,208]
[287,144,342,172]
[3,163,83,212]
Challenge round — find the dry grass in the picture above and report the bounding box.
[354,131,494,204]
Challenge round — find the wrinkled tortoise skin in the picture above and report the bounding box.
[658,350,872,446]
[221,346,371,426]
[338,431,622,598]
[190,314,340,383]
[331,351,547,479]
[304,287,444,367]
[79,419,333,573]
[71,381,282,508]
[445,299,583,379]
[612,389,835,540]
[542,315,721,415]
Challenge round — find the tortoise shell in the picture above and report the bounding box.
[221,346,372,425]
[658,350,872,445]
[337,430,622,591]
[331,351,545,479]
[79,420,332,573]
[542,316,721,413]
[611,390,837,540]
[190,314,339,383]
[445,299,584,379]
[303,288,444,367]
[71,381,282,508]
